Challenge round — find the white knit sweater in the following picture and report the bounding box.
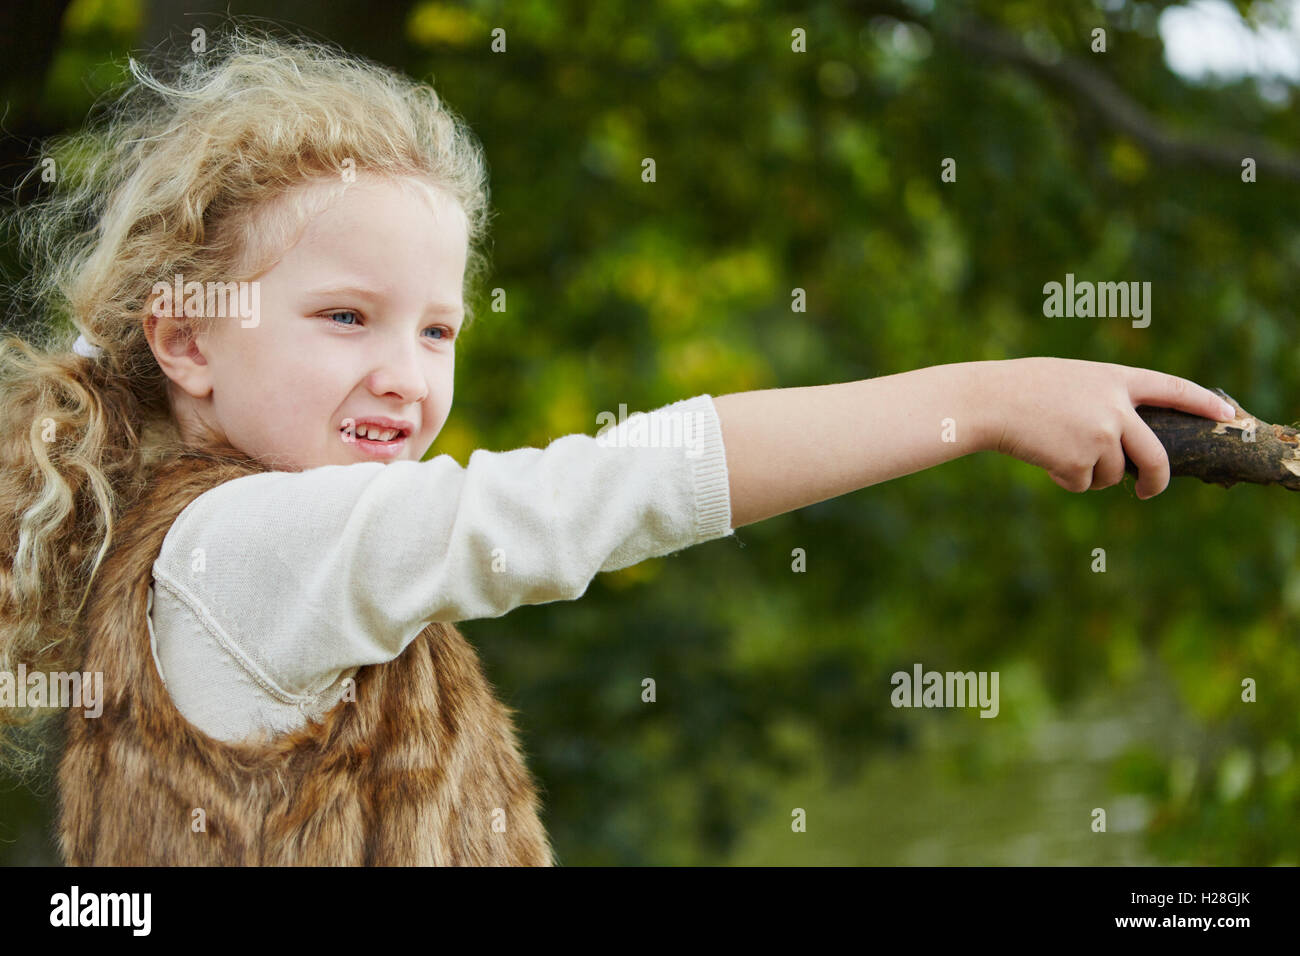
[147,393,734,744]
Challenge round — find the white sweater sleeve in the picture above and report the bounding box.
[151,393,733,700]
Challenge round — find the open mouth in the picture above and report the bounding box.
[340,425,410,444]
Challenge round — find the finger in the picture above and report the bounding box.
[1122,412,1170,499]
[1090,442,1127,491]
[1050,468,1090,493]
[1124,368,1236,421]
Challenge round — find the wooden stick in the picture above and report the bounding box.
[1125,388,1300,490]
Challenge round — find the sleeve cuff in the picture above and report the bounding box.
[660,393,734,541]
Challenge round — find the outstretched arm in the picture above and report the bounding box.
[713,357,1239,528]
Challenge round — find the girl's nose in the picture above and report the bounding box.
[366,341,429,403]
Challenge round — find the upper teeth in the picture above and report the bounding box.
[352,425,399,441]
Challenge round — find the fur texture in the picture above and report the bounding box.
[57,451,555,865]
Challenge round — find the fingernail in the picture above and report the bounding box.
[1220,402,1236,419]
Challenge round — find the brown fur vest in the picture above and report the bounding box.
[57,450,555,865]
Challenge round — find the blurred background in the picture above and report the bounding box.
[2,0,1298,865]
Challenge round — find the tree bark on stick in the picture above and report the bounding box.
[1126,388,1300,490]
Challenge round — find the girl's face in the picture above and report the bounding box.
[153,172,468,470]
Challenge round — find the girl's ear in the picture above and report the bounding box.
[145,313,212,399]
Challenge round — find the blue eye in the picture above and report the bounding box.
[325,310,453,341]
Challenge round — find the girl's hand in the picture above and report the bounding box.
[987,357,1238,499]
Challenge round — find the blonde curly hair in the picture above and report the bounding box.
[0,22,493,778]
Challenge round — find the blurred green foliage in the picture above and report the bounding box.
[2,0,1298,864]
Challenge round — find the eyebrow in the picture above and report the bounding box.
[304,284,464,318]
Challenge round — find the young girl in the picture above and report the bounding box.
[0,27,1237,866]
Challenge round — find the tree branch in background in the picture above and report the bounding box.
[855,0,1300,182]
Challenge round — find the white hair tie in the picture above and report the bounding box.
[72,333,103,359]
